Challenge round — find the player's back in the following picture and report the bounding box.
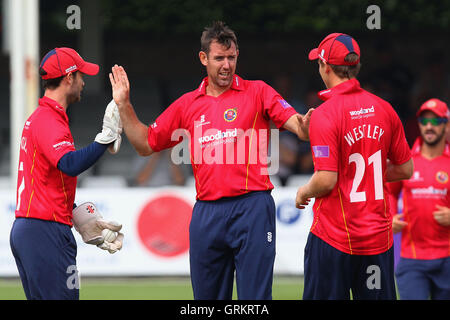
[309,79,411,255]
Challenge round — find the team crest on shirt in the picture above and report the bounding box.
[224,108,237,122]
[436,171,448,184]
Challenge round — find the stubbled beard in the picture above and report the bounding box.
[67,90,80,105]
[423,130,446,146]
[214,75,232,88]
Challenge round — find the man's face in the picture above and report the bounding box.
[201,40,238,89]
[67,72,85,104]
[418,110,448,146]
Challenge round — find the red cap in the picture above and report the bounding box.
[416,98,449,118]
[308,33,360,66]
[39,47,99,80]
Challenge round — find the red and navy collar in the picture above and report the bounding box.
[317,78,362,101]
[194,74,244,98]
[38,96,69,123]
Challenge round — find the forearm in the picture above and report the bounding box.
[283,113,309,141]
[283,109,314,141]
[58,142,108,177]
[302,170,337,199]
[117,102,154,156]
[283,113,299,135]
[386,158,413,182]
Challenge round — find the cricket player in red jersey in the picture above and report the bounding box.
[296,33,413,299]
[109,21,313,299]
[389,98,450,300]
[9,47,124,300]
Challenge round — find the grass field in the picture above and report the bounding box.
[0,276,304,300]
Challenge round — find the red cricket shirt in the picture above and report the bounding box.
[309,79,411,255]
[147,75,298,200]
[388,138,450,259]
[15,96,77,226]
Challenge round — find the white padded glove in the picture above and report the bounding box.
[95,100,122,153]
[108,105,122,154]
[72,202,122,247]
[97,232,124,254]
[108,127,122,154]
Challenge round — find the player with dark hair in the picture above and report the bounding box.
[9,47,124,300]
[389,98,450,300]
[296,33,413,299]
[108,21,313,300]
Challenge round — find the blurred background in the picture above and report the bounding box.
[0,0,449,299]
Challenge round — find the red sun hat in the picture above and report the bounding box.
[308,33,360,66]
[416,98,449,118]
[39,47,99,80]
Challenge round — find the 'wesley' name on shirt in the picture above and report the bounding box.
[344,124,385,147]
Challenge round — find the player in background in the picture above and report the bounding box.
[9,47,124,300]
[295,33,413,300]
[388,98,450,300]
[108,21,313,300]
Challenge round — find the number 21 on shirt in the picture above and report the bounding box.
[349,150,383,202]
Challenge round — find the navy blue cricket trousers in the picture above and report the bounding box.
[303,233,396,300]
[395,257,450,300]
[10,217,79,300]
[189,191,276,300]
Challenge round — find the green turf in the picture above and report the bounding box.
[0,276,303,300]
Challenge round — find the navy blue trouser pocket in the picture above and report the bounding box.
[10,218,78,300]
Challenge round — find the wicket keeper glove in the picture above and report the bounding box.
[72,202,122,246]
[97,232,124,254]
[95,99,123,154]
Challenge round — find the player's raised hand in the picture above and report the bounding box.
[297,108,314,141]
[392,213,408,233]
[109,64,130,107]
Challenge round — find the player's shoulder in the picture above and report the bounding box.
[244,78,270,91]
[313,99,336,116]
[168,89,198,109]
[226,75,267,91]
[443,142,450,159]
[361,87,396,112]
[29,105,67,130]
[310,101,336,126]
[29,105,54,122]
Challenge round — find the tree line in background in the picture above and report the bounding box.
[38,0,449,37]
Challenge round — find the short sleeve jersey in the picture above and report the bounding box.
[15,96,77,226]
[147,75,298,200]
[309,79,411,255]
[389,138,450,259]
